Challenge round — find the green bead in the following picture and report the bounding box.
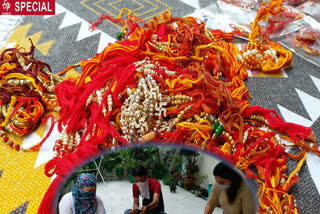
[214,125,224,136]
[116,32,123,40]
[211,121,220,130]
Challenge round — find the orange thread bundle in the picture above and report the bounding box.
[39,5,319,214]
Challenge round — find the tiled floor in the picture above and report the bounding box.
[96,180,224,214]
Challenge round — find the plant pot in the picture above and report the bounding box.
[184,177,195,190]
[195,189,202,197]
[115,167,124,177]
[207,184,213,197]
[105,163,114,173]
[202,190,208,198]
[163,178,172,185]
[129,173,135,183]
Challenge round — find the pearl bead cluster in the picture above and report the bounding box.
[86,86,110,116]
[120,74,168,142]
[171,94,193,105]
[223,131,236,152]
[16,53,31,70]
[173,105,192,124]
[250,114,269,126]
[6,79,32,85]
[148,41,175,54]
[250,114,283,146]
[135,58,177,77]
[242,127,252,144]
[184,111,209,124]
[41,93,58,111]
[6,54,61,113]
[41,71,63,111]
[241,39,277,70]
[1,104,27,134]
[0,127,21,151]
[53,126,81,157]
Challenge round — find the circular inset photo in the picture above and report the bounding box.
[57,145,257,214]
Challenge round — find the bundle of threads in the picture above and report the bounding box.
[0,41,62,151]
[292,28,320,55]
[37,2,319,214]
[239,0,293,73]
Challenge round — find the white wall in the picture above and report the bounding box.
[158,146,220,189]
[198,153,219,189]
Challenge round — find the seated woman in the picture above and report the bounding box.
[204,162,256,214]
[59,173,106,214]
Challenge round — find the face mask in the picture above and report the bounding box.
[218,184,230,191]
[137,180,148,187]
[78,188,96,199]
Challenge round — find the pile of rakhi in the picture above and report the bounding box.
[36,3,320,213]
[0,42,62,151]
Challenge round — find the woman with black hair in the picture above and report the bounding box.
[204,162,256,214]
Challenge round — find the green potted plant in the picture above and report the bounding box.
[101,154,117,173]
[180,149,199,190]
[125,159,138,183]
[150,162,169,180]
[133,147,159,169]
[163,174,174,185]
[194,173,208,197]
[115,164,124,177]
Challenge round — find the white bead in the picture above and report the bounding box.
[252,49,258,55]
[265,50,271,55]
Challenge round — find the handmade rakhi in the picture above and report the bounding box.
[239,0,293,73]
[0,41,62,152]
[292,28,320,55]
[36,2,319,214]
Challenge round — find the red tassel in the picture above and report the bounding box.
[38,143,101,213]
[242,106,313,141]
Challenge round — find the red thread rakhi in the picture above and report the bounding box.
[39,8,319,214]
[239,0,294,73]
[0,41,62,151]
